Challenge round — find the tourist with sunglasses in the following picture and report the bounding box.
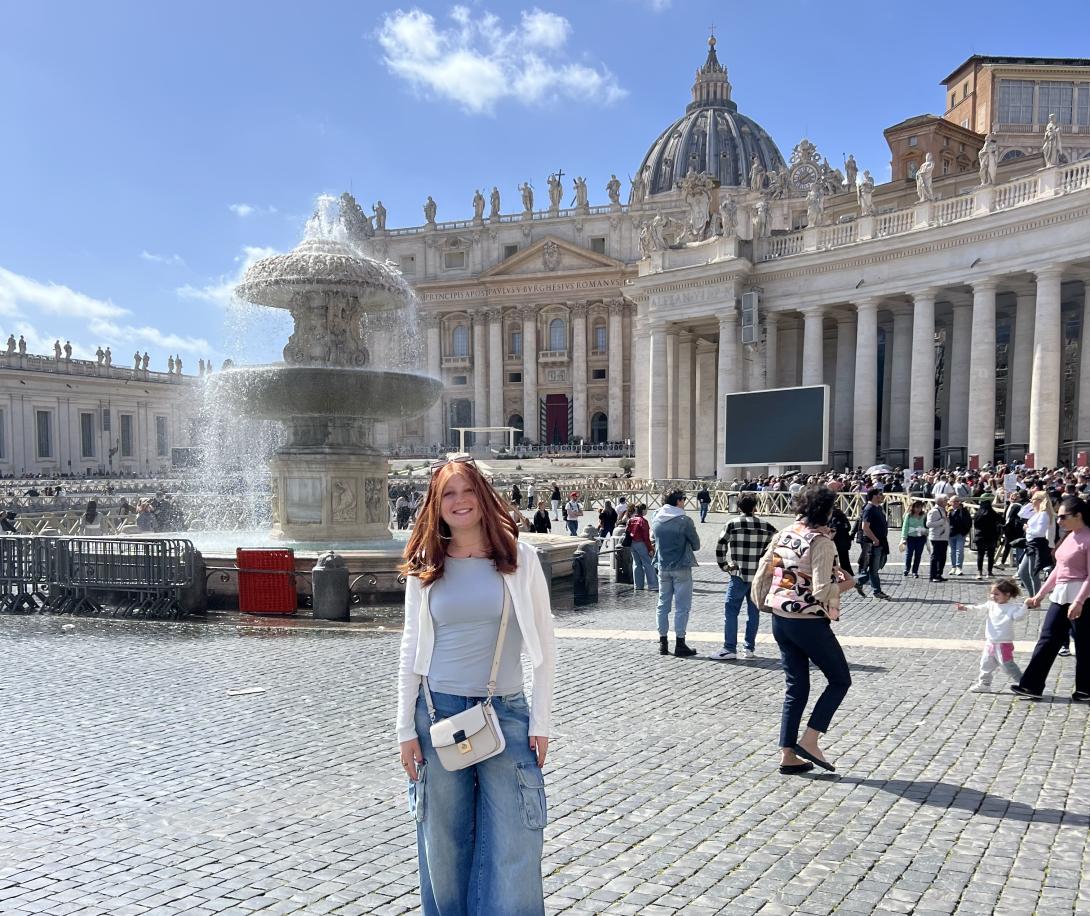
[396,455,555,914]
[1011,495,1090,702]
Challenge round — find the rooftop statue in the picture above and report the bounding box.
[373,200,387,231]
[339,192,374,243]
[979,133,999,186]
[1042,114,1063,168]
[472,189,485,222]
[806,186,825,227]
[858,170,876,216]
[423,195,437,225]
[489,186,501,219]
[519,181,534,213]
[547,173,563,212]
[844,154,858,190]
[606,174,622,205]
[749,155,765,192]
[916,152,936,202]
[753,198,770,237]
[573,176,589,212]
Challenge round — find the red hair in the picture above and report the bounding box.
[400,461,519,586]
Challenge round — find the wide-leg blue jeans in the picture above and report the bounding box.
[410,689,547,916]
[656,567,693,638]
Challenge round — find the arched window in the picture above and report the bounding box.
[1001,149,1025,162]
[549,318,566,352]
[452,324,469,357]
[591,412,608,444]
[593,321,607,353]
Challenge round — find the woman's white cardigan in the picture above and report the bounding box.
[396,540,556,742]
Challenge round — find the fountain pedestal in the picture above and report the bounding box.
[272,451,391,541]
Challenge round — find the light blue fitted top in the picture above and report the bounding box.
[426,558,524,697]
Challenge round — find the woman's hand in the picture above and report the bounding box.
[400,738,424,780]
[826,606,841,621]
[1025,595,1041,609]
[1068,600,1083,621]
[529,735,549,768]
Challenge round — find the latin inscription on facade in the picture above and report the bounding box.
[421,278,617,303]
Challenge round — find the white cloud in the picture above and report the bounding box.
[176,245,280,308]
[0,267,129,320]
[229,203,278,218]
[645,0,671,10]
[377,6,626,114]
[87,317,209,354]
[140,250,186,267]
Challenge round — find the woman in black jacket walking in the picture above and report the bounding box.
[973,498,1003,579]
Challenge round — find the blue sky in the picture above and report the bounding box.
[3,0,1088,368]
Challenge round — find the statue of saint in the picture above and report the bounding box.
[373,200,387,231]
[719,195,737,236]
[134,351,141,370]
[519,181,534,213]
[95,346,105,366]
[749,155,766,192]
[17,335,25,355]
[175,354,183,374]
[978,133,999,186]
[5,335,15,354]
[606,174,622,205]
[858,170,876,216]
[472,189,485,222]
[774,165,790,199]
[104,346,112,367]
[573,176,589,211]
[547,173,563,212]
[629,170,646,206]
[490,186,501,218]
[65,341,73,360]
[423,195,437,225]
[806,186,824,227]
[1041,114,1063,168]
[339,192,373,242]
[915,152,936,202]
[141,351,149,370]
[753,198,770,237]
[844,154,858,190]
[198,358,206,376]
[54,340,62,359]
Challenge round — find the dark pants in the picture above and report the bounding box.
[976,541,996,576]
[1018,602,1090,696]
[699,502,709,523]
[904,536,926,575]
[834,539,853,576]
[772,615,852,748]
[930,541,948,579]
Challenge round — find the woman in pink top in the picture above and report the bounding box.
[1011,495,1090,701]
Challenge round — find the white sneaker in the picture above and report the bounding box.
[739,649,757,660]
[968,683,991,693]
[708,649,737,660]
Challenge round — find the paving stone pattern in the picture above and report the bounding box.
[0,510,1087,915]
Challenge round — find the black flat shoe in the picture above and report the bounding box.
[793,744,835,771]
[1071,691,1090,703]
[1010,684,1043,699]
[779,762,815,775]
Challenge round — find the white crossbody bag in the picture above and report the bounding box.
[422,583,512,771]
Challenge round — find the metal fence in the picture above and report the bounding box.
[0,536,196,619]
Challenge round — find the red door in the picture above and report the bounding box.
[545,394,568,444]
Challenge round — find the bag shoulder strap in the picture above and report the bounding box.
[422,579,513,724]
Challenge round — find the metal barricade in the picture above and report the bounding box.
[0,536,53,612]
[47,537,196,619]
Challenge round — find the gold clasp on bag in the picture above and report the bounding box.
[458,740,473,754]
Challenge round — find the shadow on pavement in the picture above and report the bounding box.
[837,778,1090,826]
[699,657,887,673]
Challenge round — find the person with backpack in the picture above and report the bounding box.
[1000,489,1027,569]
[624,504,657,592]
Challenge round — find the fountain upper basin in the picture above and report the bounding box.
[208,366,444,420]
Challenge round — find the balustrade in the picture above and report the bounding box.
[933,195,974,224]
[876,208,913,236]
[994,175,1040,210]
[819,223,856,249]
[1060,159,1090,194]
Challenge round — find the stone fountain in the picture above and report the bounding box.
[209,194,442,542]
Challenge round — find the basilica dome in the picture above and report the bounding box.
[632,36,786,200]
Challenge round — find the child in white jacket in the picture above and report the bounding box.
[956,578,1026,693]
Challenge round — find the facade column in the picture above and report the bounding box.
[607,299,625,443]
[666,331,679,476]
[472,311,488,446]
[853,299,879,468]
[888,305,913,457]
[716,308,740,481]
[801,306,825,386]
[648,322,669,479]
[423,315,443,446]
[1008,287,1035,450]
[570,302,588,442]
[909,288,937,469]
[487,309,504,446]
[1077,277,1090,443]
[1030,266,1065,467]
[521,307,539,446]
[764,312,779,390]
[947,302,972,455]
[967,279,998,465]
[677,332,694,478]
[633,306,650,477]
[833,312,856,461]
[694,339,717,477]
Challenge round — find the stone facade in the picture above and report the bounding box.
[0,352,198,475]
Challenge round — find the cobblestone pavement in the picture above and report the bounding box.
[1,510,1088,915]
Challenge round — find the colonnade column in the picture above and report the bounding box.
[908,288,936,469]
[1030,266,1065,467]
[833,312,856,461]
[888,305,913,457]
[648,322,669,479]
[852,299,879,468]
[947,302,971,455]
[801,307,825,386]
[666,330,679,476]
[607,299,625,442]
[1076,276,1090,443]
[716,308,739,481]
[633,307,650,478]
[967,279,998,465]
[487,309,504,446]
[423,315,443,445]
[472,312,488,445]
[571,302,588,442]
[677,332,693,478]
[764,313,779,389]
[694,339,717,477]
[521,307,539,446]
[1008,287,1035,450]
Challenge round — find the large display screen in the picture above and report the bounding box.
[723,385,829,466]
